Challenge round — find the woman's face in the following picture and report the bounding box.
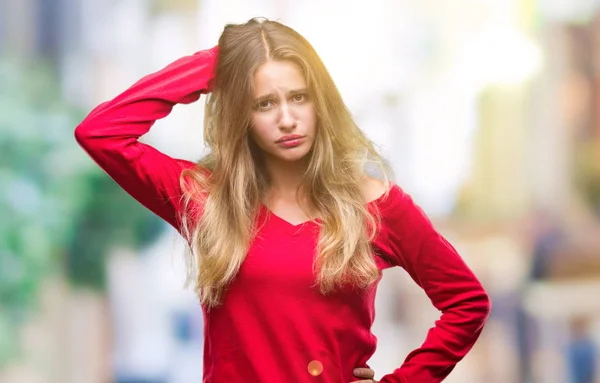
[250,60,317,164]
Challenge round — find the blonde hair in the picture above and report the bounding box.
[180,18,391,308]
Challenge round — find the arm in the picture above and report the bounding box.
[74,46,218,230]
[378,186,492,383]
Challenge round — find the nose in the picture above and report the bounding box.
[278,103,296,130]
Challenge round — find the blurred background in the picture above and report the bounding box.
[2,0,600,382]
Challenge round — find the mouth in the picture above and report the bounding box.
[275,134,305,144]
[276,135,305,148]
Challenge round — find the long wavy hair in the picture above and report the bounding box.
[180,18,391,308]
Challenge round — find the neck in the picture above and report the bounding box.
[263,156,309,201]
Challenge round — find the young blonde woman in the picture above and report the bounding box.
[76,18,491,383]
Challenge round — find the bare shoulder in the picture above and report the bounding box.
[361,176,389,203]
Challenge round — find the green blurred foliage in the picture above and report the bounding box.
[0,57,163,366]
[67,171,165,288]
[0,58,80,327]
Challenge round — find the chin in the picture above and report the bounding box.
[274,148,312,163]
[278,153,310,163]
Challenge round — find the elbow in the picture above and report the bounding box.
[475,287,492,325]
[75,115,105,151]
[455,285,492,326]
[74,122,88,147]
[74,102,109,147]
[74,119,95,148]
[483,292,492,319]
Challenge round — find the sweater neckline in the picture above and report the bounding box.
[259,205,319,236]
[260,183,397,236]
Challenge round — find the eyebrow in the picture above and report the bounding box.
[254,88,308,101]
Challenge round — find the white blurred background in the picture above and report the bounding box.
[2,0,600,382]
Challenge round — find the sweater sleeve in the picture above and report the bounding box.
[378,185,492,383]
[74,46,218,231]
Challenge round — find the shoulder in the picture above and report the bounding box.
[362,178,414,217]
[361,176,392,204]
[360,177,418,216]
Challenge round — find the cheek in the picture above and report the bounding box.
[304,108,317,134]
[250,115,273,146]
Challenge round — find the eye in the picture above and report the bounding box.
[291,93,306,103]
[256,100,274,111]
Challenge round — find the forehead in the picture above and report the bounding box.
[253,60,306,96]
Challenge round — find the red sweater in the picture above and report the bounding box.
[75,47,491,383]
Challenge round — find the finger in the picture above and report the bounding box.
[353,368,375,379]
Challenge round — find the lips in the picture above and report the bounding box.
[276,134,304,143]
